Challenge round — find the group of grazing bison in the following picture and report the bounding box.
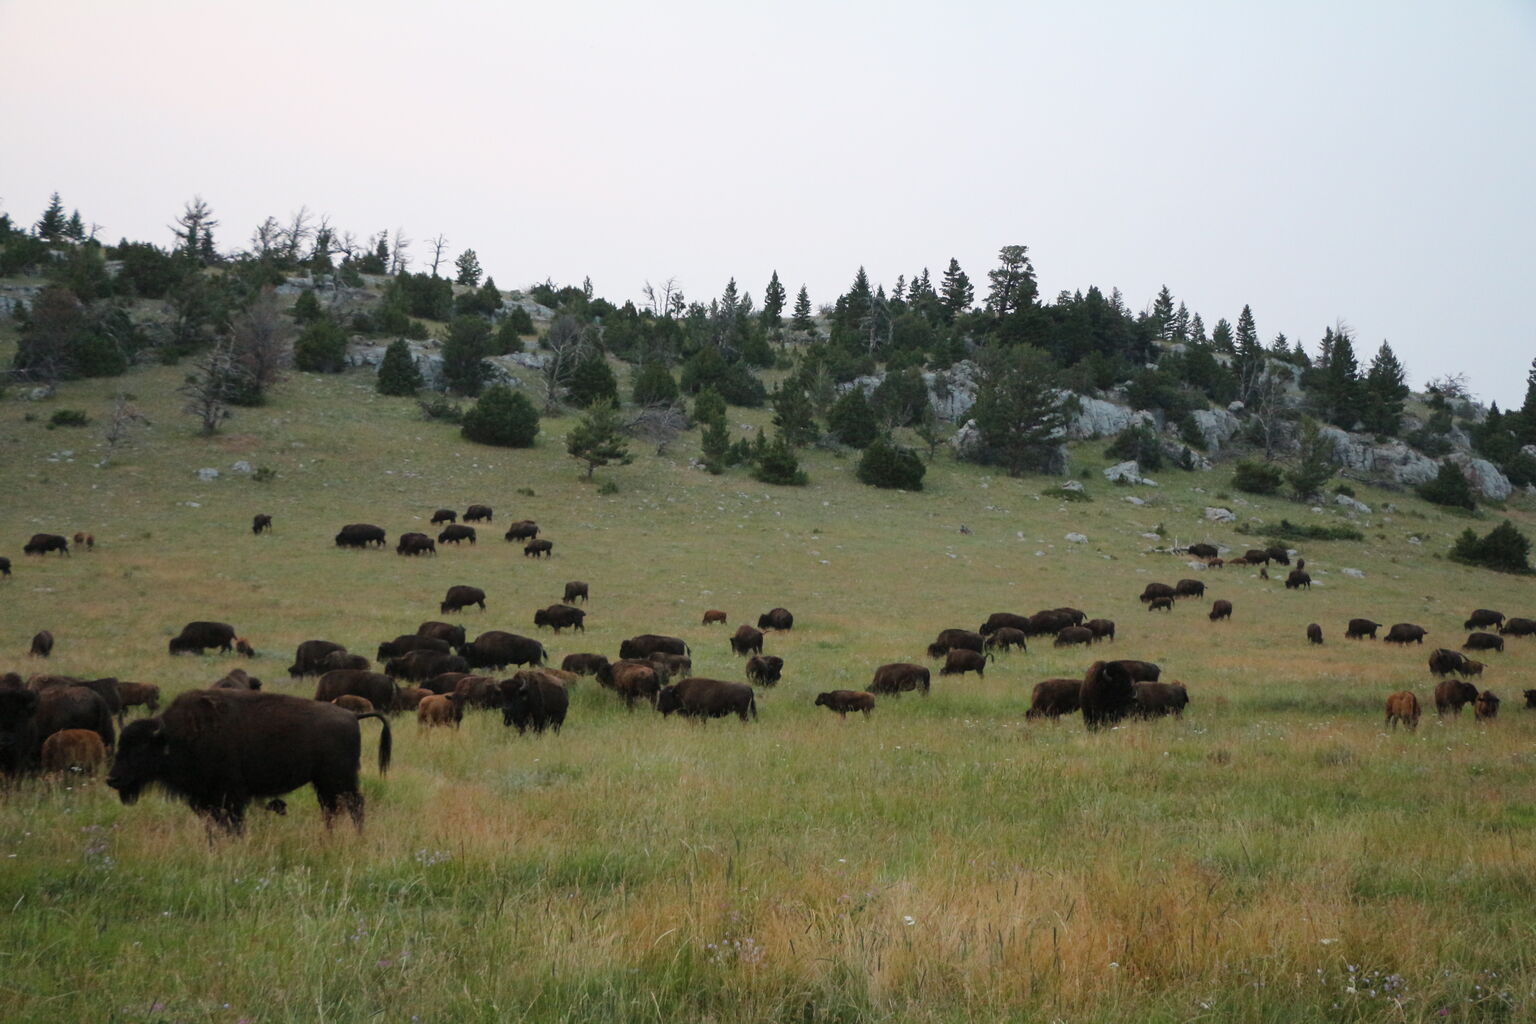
[315,507,551,558]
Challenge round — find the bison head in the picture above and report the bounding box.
[534,610,549,627]
[107,718,170,804]
[813,693,830,708]
[656,685,681,716]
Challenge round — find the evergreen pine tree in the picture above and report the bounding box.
[700,417,730,473]
[1286,418,1336,499]
[36,193,67,240]
[939,258,973,322]
[827,387,879,448]
[1417,460,1476,510]
[292,289,322,323]
[1515,358,1536,444]
[984,245,1038,321]
[376,339,424,396]
[566,399,632,478]
[477,276,502,313]
[1150,286,1176,340]
[761,271,786,328]
[790,286,814,331]
[1235,304,1258,350]
[454,249,482,287]
[292,316,348,372]
[857,437,925,490]
[771,382,818,447]
[64,210,86,241]
[1171,302,1190,342]
[693,386,727,426]
[631,361,680,407]
[1318,327,1362,427]
[567,351,620,408]
[441,316,493,396]
[461,384,540,446]
[752,432,808,486]
[1188,312,1207,345]
[1361,341,1409,435]
[1211,318,1234,354]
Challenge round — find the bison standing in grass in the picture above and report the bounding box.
[1434,679,1479,717]
[23,534,69,556]
[168,621,237,656]
[1464,632,1504,653]
[1307,623,1323,644]
[29,631,53,658]
[563,581,589,604]
[1132,682,1189,718]
[1499,617,1536,637]
[42,729,108,774]
[870,663,931,696]
[930,628,985,658]
[940,649,990,677]
[252,514,273,535]
[1475,691,1501,721]
[1025,679,1081,721]
[757,607,794,631]
[334,524,386,549]
[503,520,538,542]
[440,585,487,614]
[745,655,783,687]
[599,660,663,709]
[1385,623,1428,645]
[1346,619,1381,640]
[1053,626,1094,648]
[1464,609,1505,630]
[534,605,586,633]
[438,524,476,546]
[1080,661,1137,730]
[108,689,391,834]
[814,691,874,719]
[524,539,553,558]
[619,634,689,660]
[1209,600,1233,622]
[729,626,764,657]
[657,678,757,722]
[1385,691,1420,730]
[499,672,568,734]
[315,670,398,712]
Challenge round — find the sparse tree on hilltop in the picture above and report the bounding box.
[455,249,482,287]
[566,400,632,478]
[376,339,424,396]
[790,286,814,332]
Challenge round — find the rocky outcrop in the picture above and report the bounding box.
[349,341,444,389]
[1066,396,1154,440]
[1104,461,1156,486]
[1448,453,1514,501]
[1190,408,1241,451]
[1319,427,1439,487]
[924,361,980,422]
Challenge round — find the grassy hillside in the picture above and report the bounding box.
[3,345,1535,1023]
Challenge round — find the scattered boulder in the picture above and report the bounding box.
[1205,507,1237,523]
[1065,533,1088,544]
[1335,494,1372,514]
[196,468,219,482]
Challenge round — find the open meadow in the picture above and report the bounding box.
[4,356,1536,1023]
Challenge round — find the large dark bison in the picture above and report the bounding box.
[1080,661,1137,729]
[1174,579,1206,599]
[1428,648,1472,678]
[438,524,476,545]
[169,621,237,655]
[1108,659,1161,683]
[561,653,610,677]
[524,539,553,558]
[1385,623,1428,645]
[0,557,10,577]
[1132,682,1189,718]
[108,689,391,834]
[814,691,874,719]
[320,651,369,673]
[0,685,41,775]
[396,532,436,556]
[563,581,589,604]
[1307,623,1323,644]
[464,504,493,523]
[1499,617,1536,637]
[979,612,1031,637]
[1085,618,1116,642]
[1285,571,1311,590]
[1465,609,1505,630]
[1054,607,1088,627]
[1139,583,1175,604]
[29,630,53,658]
[1241,549,1270,565]
[1385,691,1420,730]
[33,684,115,753]
[212,668,261,691]
[314,670,399,712]
[1054,626,1094,648]
[1464,632,1504,653]
[657,678,757,722]
[29,675,123,726]
[417,621,466,648]
[1346,618,1381,640]
[870,663,931,696]
[598,660,663,709]
[462,631,546,671]
[430,509,457,525]
[1025,609,1075,636]
[1025,679,1081,720]
[385,650,469,682]
[930,628,985,658]
[1434,679,1479,717]
[289,640,347,677]
[620,634,689,660]
[252,514,273,535]
[1209,600,1233,622]
[757,607,794,631]
[504,520,538,542]
[23,533,69,556]
[745,655,784,686]
[534,605,586,633]
[376,635,451,661]
[1187,543,1219,560]
[730,625,764,656]
[983,627,1028,653]
[334,524,386,549]
[499,672,568,734]
[441,585,487,614]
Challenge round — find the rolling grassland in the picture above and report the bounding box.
[3,356,1536,1022]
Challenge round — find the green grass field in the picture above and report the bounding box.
[3,351,1536,1022]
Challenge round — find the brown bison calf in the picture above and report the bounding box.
[29,630,53,658]
[1307,623,1323,645]
[1147,596,1174,612]
[1435,679,1479,717]
[1025,679,1081,720]
[940,649,991,677]
[1209,600,1233,622]
[332,695,374,714]
[1385,691,1420,730]
[814,690,874,719]
[1475,691,1500,721]
[600,660,663,709]
[702,609,728,626]
[983,627,1028,653]
[116,682,161,715]
[42,729,107,773]
[417,694,459,728]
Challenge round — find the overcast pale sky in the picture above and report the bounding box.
[3,0,1532,405]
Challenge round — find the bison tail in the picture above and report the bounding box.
[749,694,758,721]
[985,651,995,663]
[357,711,393,774]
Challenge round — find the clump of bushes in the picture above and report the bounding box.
[1450,520,1531,574]
[460,384,539,447]
[856,438,925,490]
[1236,519,1364,542]
[47,409,90,428]
[1105,423,1163,471]
[1232,460,1284,495]
[1417,461,1476,511]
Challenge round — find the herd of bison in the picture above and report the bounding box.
[2,513,1533,835]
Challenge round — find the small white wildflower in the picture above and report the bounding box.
[1110,962,1120,969]
[902,916,915,926]
[1320,938,1336,945]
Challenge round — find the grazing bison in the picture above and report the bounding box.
[524,539,553,558]
[396,532,437,556]
[393,687,427,712]
[1140,583,1176,604]
[1385,623,1428,645]
[534,605,586,633]
[1498,617,1536,637]
[110,689,390,833]
[117,682,161,716]
[1147,596,1174,612]
[314,670,399,712]
[1346,618,1381,640]
[1464,632,1504,653]
[620,634,689,660]
[562,653,610,677]
[0,557,10,577]
[702,609,728,626]
[73,531,93,550]
[1025,679,1082,720]
[1285,571,1311,590]
[730,625,764,656]
[940,649,991,677]
[376,635,450,661]
[563,581,589,604]
[417,694,459,728]
[745,655,784,687]
[334,524,386,549]
[438,524,476,545]
[1434,679,1479,717]
[421,672,466,695]
[320,651,370,673]
[984,627,1029,652]
[212,668,261,691]
[757,607,794,631]
[331,695,374,714]
[1108,660,1161,683]
[1132,681,1189,718]
[503,520,538,542]
[499,672,569,734]
[1085,618,1116,643]
[464,504,493,523]
[441,585,487,614]
[417,621,466,649]
[1385,691,1421,731]
[289,640,347,677]
[870,663,931,696]
[1187,543,1219,560]
[979,612,1031,636]
[1266,546,1291,566]
[1055,607,1088,627]
[42,729,108,774]
[648,652,693,681]
[385,650,468,683]
[1209,600,1233,622]
[1241,549,1270,565]
[1307,623,1323,644]
[35,685,115,754]
[0,686,41,775]
[657,677,757,722]
[252,514,273,535]
[814,691,875,719]
[449,675,502,713]
[1429,649,1471,677]
[430,509,457,525]
[462,631,546,671]
[29,630,53,658]
[1054,626,1094,647]
[29,676,123,725]
[1080,661,1137,730]
[1025,609,1075,636]
[235,638,256,658]
[599,660,663,709]
[168,621,237,656]
[1475,690,1500,721]
[1465,609,1505,630]
[1174,579,1206,599]
[931,628,986,658]
[24,533,69,556]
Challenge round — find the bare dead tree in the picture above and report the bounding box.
[642,277,680,318]
[1245,370,1297,462]
[540,314,592,413]
[389,227,412,275]
[426,234,449,277]
[177,340,246,435]
[624,403,688,455]
[103,392,151,449]
[229,287,292,389]
[281,206,314,265]
[250,216,283,260]
[170,196,218,261]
